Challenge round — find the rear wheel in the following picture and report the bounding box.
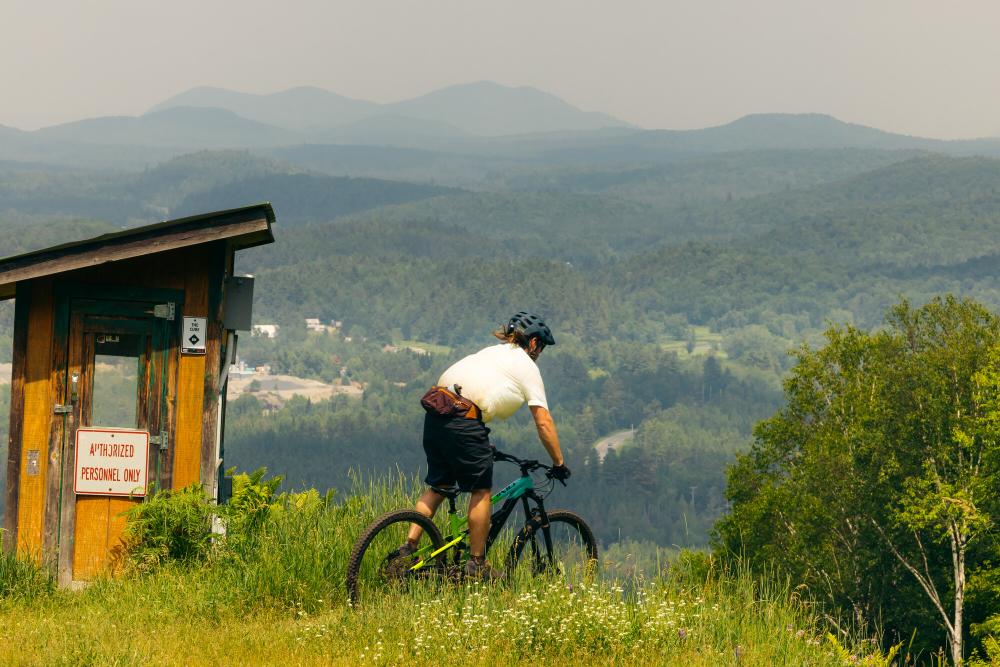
[508,509,598,580]
[346,509,445,606]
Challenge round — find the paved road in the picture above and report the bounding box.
[593,429,634,462]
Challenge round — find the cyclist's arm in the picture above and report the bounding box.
[529,405,564,466]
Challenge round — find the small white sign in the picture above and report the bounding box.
[182,316,207,355]
[75,428,149,497]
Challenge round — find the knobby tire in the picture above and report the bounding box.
[508,509,598,576]
[346,509,444,606]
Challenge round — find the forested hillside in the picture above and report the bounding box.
[3,144,1000,552]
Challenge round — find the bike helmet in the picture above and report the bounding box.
[506,311,556,346]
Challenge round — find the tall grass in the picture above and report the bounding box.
[0,547,54,600]
[0,474,899,666]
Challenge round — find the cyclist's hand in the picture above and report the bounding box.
[550,464,571,482]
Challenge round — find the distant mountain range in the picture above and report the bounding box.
[148,86,379,130]
[3,81,1000,171]
[149,81,630,137]
[36,107,297,148]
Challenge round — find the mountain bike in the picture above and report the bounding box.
[346,449,598,605]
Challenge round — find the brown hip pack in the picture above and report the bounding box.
[420,385,482,420]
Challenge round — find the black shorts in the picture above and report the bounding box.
[422,412,493,491]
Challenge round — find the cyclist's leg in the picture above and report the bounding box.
[409,413,454,544]
[467,488,492,557]
[406,488,445,544]
[447,417,493,558]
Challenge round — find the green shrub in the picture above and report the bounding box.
[119,469,286,574]
[668,549,717,586]
[119,483,216,572]
[969,636,1000,666]
[208,472,417,613]
[222,468,283,551]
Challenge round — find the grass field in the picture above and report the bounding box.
[393,339,453,356]
[660,326,728,359]
[0,474,892,666]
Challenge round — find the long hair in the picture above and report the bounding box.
[492,326,530,349]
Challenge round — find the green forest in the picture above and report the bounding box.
[3,136,1000,662]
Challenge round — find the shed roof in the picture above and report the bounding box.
[0,203,275,300]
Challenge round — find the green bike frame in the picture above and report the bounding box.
[408,474,537,571]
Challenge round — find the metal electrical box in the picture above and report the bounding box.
[223,275,254,331]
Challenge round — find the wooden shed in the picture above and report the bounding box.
[1,203,275,585]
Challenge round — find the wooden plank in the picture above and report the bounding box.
[172,248,209,489]
[71,496,107,581]
[200,243,227,493]
[15,282,54,560]
[173,354,206,487]
[42,280,69,567]
[57,308,83,586]
[0,217,269,290]
[106,497,137,575]
[3,285,30,551]
[161,344,179,492]
[55,281,185,307]
[161,255,186,493]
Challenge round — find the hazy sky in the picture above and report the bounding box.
[4,0,1000,138]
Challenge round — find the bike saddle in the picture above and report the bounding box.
[431,485,460,499]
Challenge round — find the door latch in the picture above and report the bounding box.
[149,431,169,452]
[152,302,176,320]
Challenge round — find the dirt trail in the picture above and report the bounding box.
[593,429,634,462]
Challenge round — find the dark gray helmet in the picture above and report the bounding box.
[506,311,556,346]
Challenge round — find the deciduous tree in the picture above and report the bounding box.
[717,296,1000,664]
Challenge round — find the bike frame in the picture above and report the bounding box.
[408,471,550,572]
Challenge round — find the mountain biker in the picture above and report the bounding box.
[401,311,570,580]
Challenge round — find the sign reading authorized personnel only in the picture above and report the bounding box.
[75,428,149,497]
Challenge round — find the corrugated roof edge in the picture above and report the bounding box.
[0,202,276,301]
[0,202,276,266]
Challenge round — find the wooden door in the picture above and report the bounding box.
[58,300,170,584]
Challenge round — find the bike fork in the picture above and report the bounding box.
[523,496,554,568]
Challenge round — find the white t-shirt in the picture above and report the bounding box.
[437,344,549,423]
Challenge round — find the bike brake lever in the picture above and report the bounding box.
[545,471,567,486]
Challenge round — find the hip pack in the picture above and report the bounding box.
[420,385,481,420]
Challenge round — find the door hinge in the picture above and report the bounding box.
[149,431,169,452]
[53,404,73,415]
[152,302,176,321]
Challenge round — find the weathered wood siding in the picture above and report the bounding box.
[3,286,30,551]
[15,281,54,559]
[4,241,233,571]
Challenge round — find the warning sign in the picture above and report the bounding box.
[74,428,149,497]
[182,316,207,354]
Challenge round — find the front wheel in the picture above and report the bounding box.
[346,509,445,606]
[508,509,598,580]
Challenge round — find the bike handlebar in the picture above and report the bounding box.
[493,449,566,486]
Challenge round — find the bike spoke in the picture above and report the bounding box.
[508,510,598,582]
[347,511,446,606]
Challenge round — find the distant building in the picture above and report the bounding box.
[305,317,325,332]
[229,358,256,377]
[252,324,279,338]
